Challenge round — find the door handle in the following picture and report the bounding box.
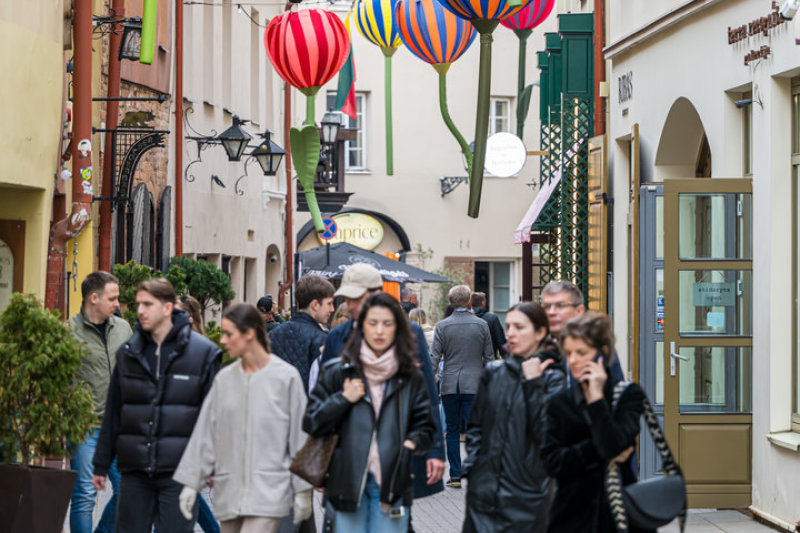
[669,342,689,376]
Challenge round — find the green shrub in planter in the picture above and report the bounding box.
[0,293,95,464]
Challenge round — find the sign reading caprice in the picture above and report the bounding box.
[316,213,385,250]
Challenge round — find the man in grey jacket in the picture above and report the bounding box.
[430,285,493,488]
[68,271,132,533]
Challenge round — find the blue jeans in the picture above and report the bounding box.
[70,428,120,533]
[334,474,408,533]
[441,393,475,479]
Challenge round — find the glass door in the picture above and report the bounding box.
[663,178,753,508]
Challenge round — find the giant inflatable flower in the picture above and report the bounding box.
[265,10,350,233]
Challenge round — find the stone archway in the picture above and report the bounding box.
[655,97,711,179]
[265,244,282,299]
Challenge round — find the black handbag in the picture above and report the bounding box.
[605,381,687,532]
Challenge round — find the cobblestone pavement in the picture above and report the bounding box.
[75,444,775,533]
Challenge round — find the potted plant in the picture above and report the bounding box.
[0,293,96,533]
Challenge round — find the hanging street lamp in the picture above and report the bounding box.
[249,130,286,176]
[217,115,252,161]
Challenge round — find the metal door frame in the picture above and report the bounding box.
[663,178,753,508]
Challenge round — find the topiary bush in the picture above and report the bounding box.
[169,256,235,315]
[0,294,95,464]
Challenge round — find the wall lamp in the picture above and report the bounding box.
[93,14,143,62]
[734,99,753,108]
[233,131,286,195]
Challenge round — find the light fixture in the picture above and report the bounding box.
[320,110,342,145]
[734,99,752,108]
[119,18,143,61]
[217,115,252,161]
[249,130,286,176]
[780,0,800,20]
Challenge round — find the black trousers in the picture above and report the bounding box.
[116,472,197,533]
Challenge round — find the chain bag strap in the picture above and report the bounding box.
[605,381,687,532]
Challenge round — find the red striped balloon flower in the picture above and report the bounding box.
[265,9,351,233]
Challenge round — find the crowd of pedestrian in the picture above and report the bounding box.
[66,263,657,533]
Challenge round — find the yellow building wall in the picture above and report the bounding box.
[0,4,65,302]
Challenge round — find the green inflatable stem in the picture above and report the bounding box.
[468,22,499,218]
[291,120,325,233]
[384,52,394,175]
[514,29,531,139]
[438,71,472,176]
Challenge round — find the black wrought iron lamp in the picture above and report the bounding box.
[119,18,143,61]
[249,130,286,176]
[217,116,252,161]
[320,110,342,145]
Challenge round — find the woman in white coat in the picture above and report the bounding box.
[174,303,313,533]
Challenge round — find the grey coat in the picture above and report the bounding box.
[430,309,494,395]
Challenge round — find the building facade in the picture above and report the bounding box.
[180,2,287,312]
[600,0,800,526]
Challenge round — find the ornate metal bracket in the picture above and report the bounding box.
[440,176,469,197]
[183,106,219,183]
[234,156,260,196]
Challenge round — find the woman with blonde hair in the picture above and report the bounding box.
[408,308,434,350]
[174,303,312,533]
[176,294,205,335]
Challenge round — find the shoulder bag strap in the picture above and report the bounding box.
[606,381,687,532]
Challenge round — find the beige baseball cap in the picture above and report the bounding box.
[335,263,384,299]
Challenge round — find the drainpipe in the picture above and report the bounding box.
[593,0,605,136]
[174,0,184,255]
[98,0,125,271]
[46,0,93,312]
[278,80,293,310]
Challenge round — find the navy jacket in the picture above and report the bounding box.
[321,319,445,498]
[269,311,327,394]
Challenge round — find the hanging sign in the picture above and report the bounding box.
[484,132,526,178]
[317,213,384,249]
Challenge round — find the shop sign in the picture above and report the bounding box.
[318,213,384,250]
[484,133,526,178]
[693,282,735,307]
[727,1,786,66]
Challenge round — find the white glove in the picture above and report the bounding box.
[293,490,313,524]
[178,486,198,521]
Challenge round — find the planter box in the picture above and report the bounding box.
[0,463,76,533]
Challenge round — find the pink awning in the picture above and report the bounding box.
[514,167,562,244]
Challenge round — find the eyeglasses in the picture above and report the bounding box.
[542,302,580,311]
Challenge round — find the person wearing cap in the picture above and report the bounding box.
[257,295,283,333]
[319,263,446,532]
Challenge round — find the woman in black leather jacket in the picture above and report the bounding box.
[461,302,566,533]
[303,292,435,533]
[542,312,646,533]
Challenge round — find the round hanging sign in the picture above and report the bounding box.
[484,132,526,178]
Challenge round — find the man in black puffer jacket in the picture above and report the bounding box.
[269,274,335,394]
[92,279,220,533]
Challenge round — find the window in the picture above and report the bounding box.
[491,261,513,326]
[326,92,368,171]
[743,91,753,175]
[489,97,512,135]
[793,84,800,427]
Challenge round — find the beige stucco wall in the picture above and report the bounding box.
[0,3,66,299]
[606,0,800,525]
[291,5,560,308]
[181,3,287,314]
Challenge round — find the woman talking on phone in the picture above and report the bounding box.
[542,312,646,533]
[303,292,435,533]
[461,302,565,533]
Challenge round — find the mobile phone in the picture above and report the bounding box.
[594,351,604,363]
[389,506,406,518]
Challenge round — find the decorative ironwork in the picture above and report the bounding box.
[440,176,469,197]
[534,96,592,296]
[234,156,260,196]
[114,132,166,209]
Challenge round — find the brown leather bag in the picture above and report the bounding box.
[289,433,339,487]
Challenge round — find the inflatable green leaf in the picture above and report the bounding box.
[290,124,324,234]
